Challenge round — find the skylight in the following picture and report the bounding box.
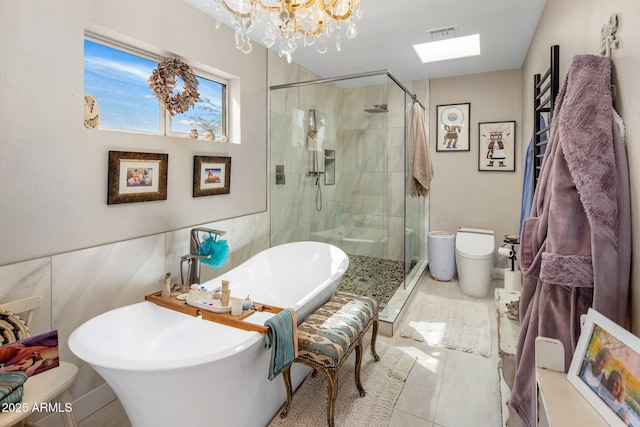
[413,34,481,63]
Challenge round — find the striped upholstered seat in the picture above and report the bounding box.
[280,291,379,427]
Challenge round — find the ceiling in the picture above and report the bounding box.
[184,0,547,83]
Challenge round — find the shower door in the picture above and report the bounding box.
[269,71,427,322]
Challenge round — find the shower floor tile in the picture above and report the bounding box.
[338,255,411,311]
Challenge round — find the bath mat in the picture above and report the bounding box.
[268,342,415,427]
[399,294,492,357]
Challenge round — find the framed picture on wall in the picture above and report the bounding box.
[478,121,516,172]
[567,308,640,426]
[193,156,231,197]
[107,151,168,204]
[436,103,470,152]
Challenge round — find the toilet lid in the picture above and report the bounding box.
[456,231,494,259]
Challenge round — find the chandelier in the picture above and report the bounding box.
[210,0,363,63]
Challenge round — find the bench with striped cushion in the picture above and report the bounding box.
[280,291,379,427]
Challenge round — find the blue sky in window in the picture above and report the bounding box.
[172,77,224,135]
[84,40,224,135]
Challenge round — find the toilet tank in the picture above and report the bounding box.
[456,228,494,260]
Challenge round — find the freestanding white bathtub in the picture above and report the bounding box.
[69,241,349,427]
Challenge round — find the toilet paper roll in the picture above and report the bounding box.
[498,246,514,257]
[504,268,522,291]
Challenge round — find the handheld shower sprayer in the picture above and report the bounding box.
[307,109,323,212]
[308,109,317,134]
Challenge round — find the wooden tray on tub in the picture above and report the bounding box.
[145,291,283,334]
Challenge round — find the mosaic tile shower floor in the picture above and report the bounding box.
[338,255,413,311]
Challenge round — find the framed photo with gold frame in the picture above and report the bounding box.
[193,156,231,197]
[107,151,168,204]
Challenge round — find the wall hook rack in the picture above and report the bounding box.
[600,13,619,57]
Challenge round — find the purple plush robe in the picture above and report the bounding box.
[510,55,631,426]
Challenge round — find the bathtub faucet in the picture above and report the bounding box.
[181,228,227,285]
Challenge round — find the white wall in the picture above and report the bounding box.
[0,1,270,424]
[0,0,267,265]
[522,0,640,332]
[428,69,523,265]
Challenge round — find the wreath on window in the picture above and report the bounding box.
[147,58,200,116]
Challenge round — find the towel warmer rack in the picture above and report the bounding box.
[533,45,560,188]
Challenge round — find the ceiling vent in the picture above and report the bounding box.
[428,26,458,41]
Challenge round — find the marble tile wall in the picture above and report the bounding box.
[270,80,343,247]
[269,69,425,264]
[0,211,268,410]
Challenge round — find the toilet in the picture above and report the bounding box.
[455,227,495,297]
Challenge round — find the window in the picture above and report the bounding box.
[170,75,226,137]
[84,38,227,137]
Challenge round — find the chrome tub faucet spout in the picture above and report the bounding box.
[181,228,227,285]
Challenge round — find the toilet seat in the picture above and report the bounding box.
[456,229,494,260]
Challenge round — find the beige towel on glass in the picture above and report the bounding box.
[411,102,434,197]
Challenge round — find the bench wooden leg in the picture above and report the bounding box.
[354,342,366,397]
[370,317,380,361]
[325,368,338,427]
[279,366,293,418]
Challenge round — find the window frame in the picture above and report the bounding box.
[84,33,228,138]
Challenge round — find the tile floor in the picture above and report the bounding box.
[338,255,407,312]
[386,275,503,427]
[78,274,507,427]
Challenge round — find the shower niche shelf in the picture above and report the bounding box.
[324,149,335,185]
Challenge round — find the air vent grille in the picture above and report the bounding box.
[428,25,458,41]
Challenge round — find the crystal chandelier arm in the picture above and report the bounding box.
[323,1,355,21]
[256,0,316,13]
[220,0,252,18]
[256,0,281,13]
[294,20,324,36]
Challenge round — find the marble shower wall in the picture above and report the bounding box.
[270,81,343,246]
[0,211,268,405]
[271,76,411,262]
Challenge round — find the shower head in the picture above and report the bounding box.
[364,104,388,113]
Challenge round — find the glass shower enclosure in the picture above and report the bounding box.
[269,71,428,324]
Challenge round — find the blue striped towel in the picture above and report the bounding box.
[264,308,298,380]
